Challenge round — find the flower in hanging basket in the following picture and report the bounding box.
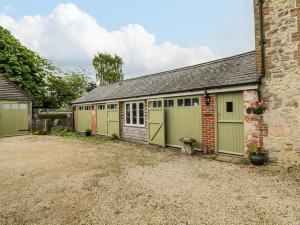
[252,99,267,114]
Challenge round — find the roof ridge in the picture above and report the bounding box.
[122,50,255,83]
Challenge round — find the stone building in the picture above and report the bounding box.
[254,0,300,164]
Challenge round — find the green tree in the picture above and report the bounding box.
[92,53,123,85]
[46,72,93,109]
[0,26,54,107]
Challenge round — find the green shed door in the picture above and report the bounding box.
[0,102,29,137]
[77,106,92,132]
[147,99,165,147]
[97,104,107,135]
[107,103,119,137]
[165,97,201,149]
[217,92,244,155]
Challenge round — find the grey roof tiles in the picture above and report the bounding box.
[73,51,259,104]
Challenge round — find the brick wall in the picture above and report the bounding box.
[254,0,300,165]
[119,101,148,142]
[91,104,97,134]
[201,95,216,153]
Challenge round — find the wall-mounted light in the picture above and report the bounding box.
[204,91,211,106]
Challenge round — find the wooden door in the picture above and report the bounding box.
[147,99,165,147]
[107,103,119,137]
[217,92,244,155]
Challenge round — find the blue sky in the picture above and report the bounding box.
[0,0,255,78]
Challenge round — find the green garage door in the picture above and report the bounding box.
[217,92,244,155]
[96,104,107,135]
[147,99,165,147]
[77,105,92,132]
[107,103,119,137]
[0,101,29,137]
[164,96,201,149]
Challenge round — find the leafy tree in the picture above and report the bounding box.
[0,26,96,109]
[46,72,93,109]
[0,26,54,107]
[92,53,123,85]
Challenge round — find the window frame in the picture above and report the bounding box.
[177,97,200,107]
[125,101,145,127]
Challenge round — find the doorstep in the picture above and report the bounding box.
[201,153,250,165]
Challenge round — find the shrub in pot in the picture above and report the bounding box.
[252,99,267,115]
[248,143,266,166]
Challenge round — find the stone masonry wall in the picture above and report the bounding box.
[201,95,216,153]
[244,90,268,157]
[254,0,300,165]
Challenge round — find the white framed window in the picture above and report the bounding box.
[97,104,105,110]
[177,98,199,107]
[125,102,145,127]
[107,103,118,110]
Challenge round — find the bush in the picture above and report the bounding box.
[85,129,92,136]
[111,133,119,140]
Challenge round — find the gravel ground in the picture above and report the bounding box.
[0,135,299,225]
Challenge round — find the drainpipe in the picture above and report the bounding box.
[259,0,265,77]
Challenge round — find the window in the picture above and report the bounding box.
[178,98,199,107]
[125,102,145,126]
[3,103,28,110]
[107,103,117,110]
[85,106,91,110]
[153,100,162,108]
[192,98,199,106]
[226,102,233,112]
[3,103,11,110]
[97,104,105,110]
[184,98,191,106]
[178,99,183,107]
[79,106,84,110]
[164,100,174,107]
[19,104,27,109]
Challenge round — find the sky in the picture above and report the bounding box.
[0,0,255,79]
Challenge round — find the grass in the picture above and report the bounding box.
[49,127,118,145]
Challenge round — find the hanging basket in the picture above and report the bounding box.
[252,108,265,115]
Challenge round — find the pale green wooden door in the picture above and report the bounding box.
[217,92,244,155]
[96,104,107,135]
[107,103,119,137]
[147,99,165,147]
[165,97,201,148]
[77,106,92,132]
[0,101,29,137]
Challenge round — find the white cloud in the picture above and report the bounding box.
[0,3,219,78]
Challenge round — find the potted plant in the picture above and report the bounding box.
[252,99,267,114]
[248,143,266,166]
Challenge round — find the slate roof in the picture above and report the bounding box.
[0,74,33,101]
[73,51,259,104]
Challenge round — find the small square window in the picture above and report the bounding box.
[184,98,191,106]
[192,98,199,106]
[226,102,233,112]
[177,99,183,107]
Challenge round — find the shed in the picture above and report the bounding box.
[73,52,261,156]
[0,74,33,137]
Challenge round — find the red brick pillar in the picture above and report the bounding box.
[73,106,78,131]
[91,104,97,135]
[201,94,216,153]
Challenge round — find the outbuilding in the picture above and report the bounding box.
[0,74,33,137]
[73,52,261,157]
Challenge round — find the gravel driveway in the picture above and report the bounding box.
[0,135,299,225]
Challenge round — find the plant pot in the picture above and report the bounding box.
[250,154,266,166]
[252,108,265,115]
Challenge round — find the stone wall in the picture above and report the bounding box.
[254,0,300,165]
[201,94,216,153]
[119,101,148,142]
